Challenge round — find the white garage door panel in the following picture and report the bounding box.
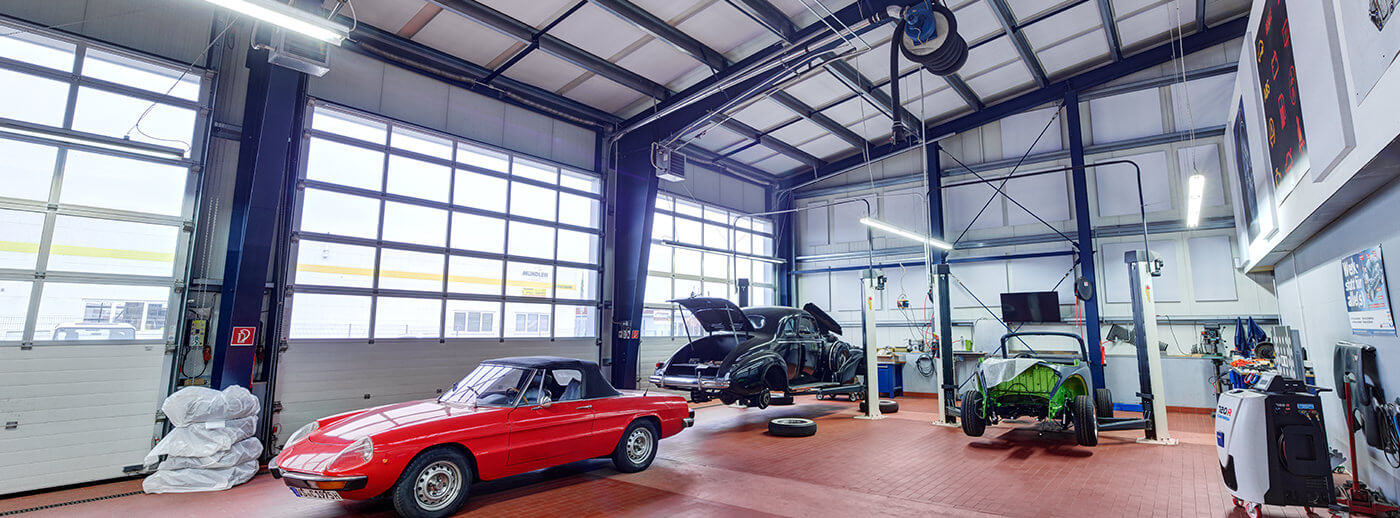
[0,344,167,494]
[276,339,594,447]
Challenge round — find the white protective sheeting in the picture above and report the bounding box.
[978,358,1043,388]
[157,437,263,471]
[141,459,258,494]
[143,415,258,466]
[161,385,259,427]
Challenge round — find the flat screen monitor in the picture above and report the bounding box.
[1000,291,1061,323]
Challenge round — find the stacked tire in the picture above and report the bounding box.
[142,386,262,493]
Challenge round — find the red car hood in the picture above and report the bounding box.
[308,399,507,445]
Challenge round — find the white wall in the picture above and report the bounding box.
[1273,177,1400,502]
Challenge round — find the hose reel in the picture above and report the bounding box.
[897,2,968,77]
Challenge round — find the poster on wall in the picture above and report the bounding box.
[1232,100,1261,240]
[1339,0,1400,103]
[1254,0,1309,199]
[1342,245,1396,336]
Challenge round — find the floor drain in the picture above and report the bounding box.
[1,490,145,516]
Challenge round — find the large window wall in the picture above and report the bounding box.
[0,22,205,345]
[286,102,602,341]
[642,193,776,337]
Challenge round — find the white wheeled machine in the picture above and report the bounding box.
[1216,373,1334,517]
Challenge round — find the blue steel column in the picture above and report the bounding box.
[211,48,306,389]
[772,185,795,307]
[608,133,660,389]
[1065,89,1105,389]
[928,141,957,423]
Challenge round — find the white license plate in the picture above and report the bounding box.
[289,487,343,500]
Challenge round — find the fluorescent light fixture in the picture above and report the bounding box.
[1186,173,1205,227]
[661,240,786,264]
[859,217,954,250]
[0,117,185,160]
[202,0,349,45]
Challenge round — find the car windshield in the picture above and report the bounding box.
[438,364,534,407]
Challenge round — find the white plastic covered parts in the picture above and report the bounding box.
[143,385,262,494]
[142,459,259,494]
[161,385,259,427]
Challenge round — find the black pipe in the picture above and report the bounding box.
[890,19,907,143]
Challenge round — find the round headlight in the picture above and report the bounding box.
[329,436,374,471]
[284,422,319,448]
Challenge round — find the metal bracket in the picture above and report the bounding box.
[20,342,32,351]
[4,421,17,430]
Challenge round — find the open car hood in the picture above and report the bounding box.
[803,303,842,335]
[672,297,752,333]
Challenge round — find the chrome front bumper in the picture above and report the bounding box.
[273,469,369,491]
[649,374,729,389]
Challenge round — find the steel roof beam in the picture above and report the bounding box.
[430,0,669,99]
[823,59,922,133]
[728,0,797,42]
[986,0,1049,87]
[679,145,781,184]
[776,17,1247,190]
[715,118,823,168]
[1196,0,1208,32]
[768,90,866,149]
[1097,0,1123,61]
[943,75,984,110]
[589,0,727,71]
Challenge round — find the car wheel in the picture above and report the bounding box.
[858,399,900,414]
[611,420,659,473]
[392,447,472,518]
[1094,388,1114,418]
[1073,394,1099,446]
[960,391,985,437]
[749,390,771,409]
[768,417,816,437]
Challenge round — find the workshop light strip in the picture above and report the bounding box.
[858,217,954,250]
[201,0,349,44]
[1185,173,1205,228]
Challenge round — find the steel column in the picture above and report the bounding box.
[1065,89,1104,389]
[608,133,661,389]
[773,185,795,307]
[927,141,956,424]
[211,48,306,389]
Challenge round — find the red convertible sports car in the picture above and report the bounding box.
[270,356,692,517]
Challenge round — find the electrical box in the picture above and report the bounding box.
[267,30,331,77]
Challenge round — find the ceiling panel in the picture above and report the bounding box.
[753,153,806,174]
[729,97,799,132]
[686,125,749,152]
[1021,1,1103,48]
[1035,30,1112,78]
[675,1,772,59]
[1117,2,1194,50]
[905,87,972,121]
[823,96,884,126]
[501,51,587,92]
[562,74,646,113]
[844,26,920,81]
[615,39,706,88]
[1005,0,1078,23]
[797,134,857,160]
[548,3,649,59]
[412,12,517,67]
[959,36,1020,78]
[964,61,1034,100]
[729,145,778,163]
[768,118,827,147]
[785,72,853,109]
[878,69,951,102]
[477,0,575,28]
[848,114,890,142]
[954,0,1003,43]
[631,0,700,24]
[1110,0,1162,18]
[768,0,857,30]
[329,0,424,32]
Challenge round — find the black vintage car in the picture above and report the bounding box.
[649,297,865,407]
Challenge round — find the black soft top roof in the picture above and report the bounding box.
[481,356,619,398]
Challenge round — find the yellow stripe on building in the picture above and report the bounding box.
[296,263,577,290]
[0,241,175,262]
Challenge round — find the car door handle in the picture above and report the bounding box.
[575,405,592,410]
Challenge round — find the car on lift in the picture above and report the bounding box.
[959,331,1114,446]
[271,356,692,518]
[649,297,865,407]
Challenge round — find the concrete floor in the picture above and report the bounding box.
[2,397,1324,517]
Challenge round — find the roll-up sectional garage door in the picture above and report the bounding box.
[271,102,604,447]
[0,24,206,495]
